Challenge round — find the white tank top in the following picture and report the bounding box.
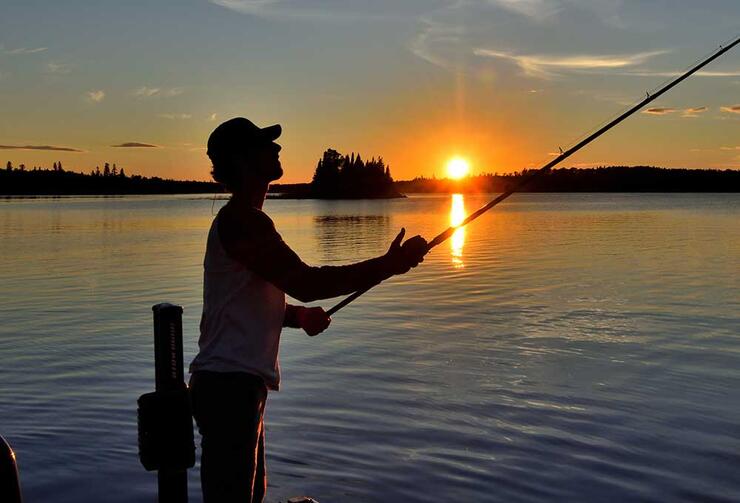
[189,213,286,390]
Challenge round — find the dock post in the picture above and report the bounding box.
[0,435,22,503]
[138,303,195,503]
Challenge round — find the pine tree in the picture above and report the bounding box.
[104,163,110,176]
[119,167,126,178]
[112,164,118,176]
[57,161,63,172]
[6,161,12,171]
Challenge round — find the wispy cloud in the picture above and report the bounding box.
[682,106,708,118]
[111,142,159,148]
[642,106,709,117]
[209,0,426,20]
[409,14,463,70]
[45,62,72,74]
[642,107,676,115]
[87,90,105,103]
[0,144,83,152]
[209,113,218,121]
[133,86,184,98]
[721,104,740,114]
[209,0,279,15]
[485,0,559,22]
[2,45,47,55]
[158,113,191,120]
[473,48,667,79]
[720,146,740,151]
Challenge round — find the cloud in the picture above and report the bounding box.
[681,106,708,118]
[133,86,184,98]
[111,142,159,148]
[134,86,160,97]
[45,62,72,74]
[719,146,740,151]
[210,0,279,15]
[409,14,464,70]
[158,113,191,120]
[209,0,430,20]
[721,105,740,114]
[642,107,676,115]
[0,144,83,152]
[87,90,105,103]
[2,45,47,55]
[485,0,559,21]
[209,113,218,121]
[643,106,710,117]
[473,48,667,78]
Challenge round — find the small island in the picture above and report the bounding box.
[271,148,404,199]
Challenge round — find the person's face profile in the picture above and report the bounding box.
[248,141,283,182]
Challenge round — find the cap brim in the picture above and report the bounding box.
[260,124,282,141]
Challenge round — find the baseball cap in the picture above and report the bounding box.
[207,117,282,160]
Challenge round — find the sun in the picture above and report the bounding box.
[446,157,470,180]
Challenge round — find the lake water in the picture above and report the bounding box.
[1,193,738,502]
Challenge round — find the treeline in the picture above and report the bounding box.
[1,161,219,195]
[395,166,740,193]
[309,149,402,198]
[4,161,739,196]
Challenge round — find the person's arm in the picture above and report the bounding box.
[218,207,426,303]
[283,304,301,328]
[284,303,331,336]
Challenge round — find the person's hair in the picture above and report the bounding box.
[209,156,239,191]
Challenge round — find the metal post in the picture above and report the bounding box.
[138,303,194,503]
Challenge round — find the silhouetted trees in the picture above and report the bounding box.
[310,148,401,198]
[0,160,218,195]
[394,166,740,193]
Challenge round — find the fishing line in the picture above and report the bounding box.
[326,34,740,317]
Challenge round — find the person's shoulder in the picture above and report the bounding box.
[218,203,276,243]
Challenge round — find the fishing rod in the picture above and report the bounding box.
[326,34,740,317]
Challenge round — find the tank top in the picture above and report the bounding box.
[189,213,286,390]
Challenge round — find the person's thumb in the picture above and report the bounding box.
[390,228,405,251]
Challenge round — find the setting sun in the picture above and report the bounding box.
[447,157,470,180]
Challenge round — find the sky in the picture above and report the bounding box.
[1,0,739,183]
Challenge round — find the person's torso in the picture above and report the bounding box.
[190,211,285,390]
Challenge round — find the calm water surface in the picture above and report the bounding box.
[1,193,738,502]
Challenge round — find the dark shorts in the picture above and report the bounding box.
[190,370,268,503]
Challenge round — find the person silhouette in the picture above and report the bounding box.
[189,117,428,503]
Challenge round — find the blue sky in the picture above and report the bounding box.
[1,0,738,181]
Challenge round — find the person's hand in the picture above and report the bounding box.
[296,306,331,336]
[385,228,428,275]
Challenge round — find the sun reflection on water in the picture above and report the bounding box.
[450,193,466,268]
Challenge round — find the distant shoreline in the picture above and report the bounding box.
[1,166,739,196]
